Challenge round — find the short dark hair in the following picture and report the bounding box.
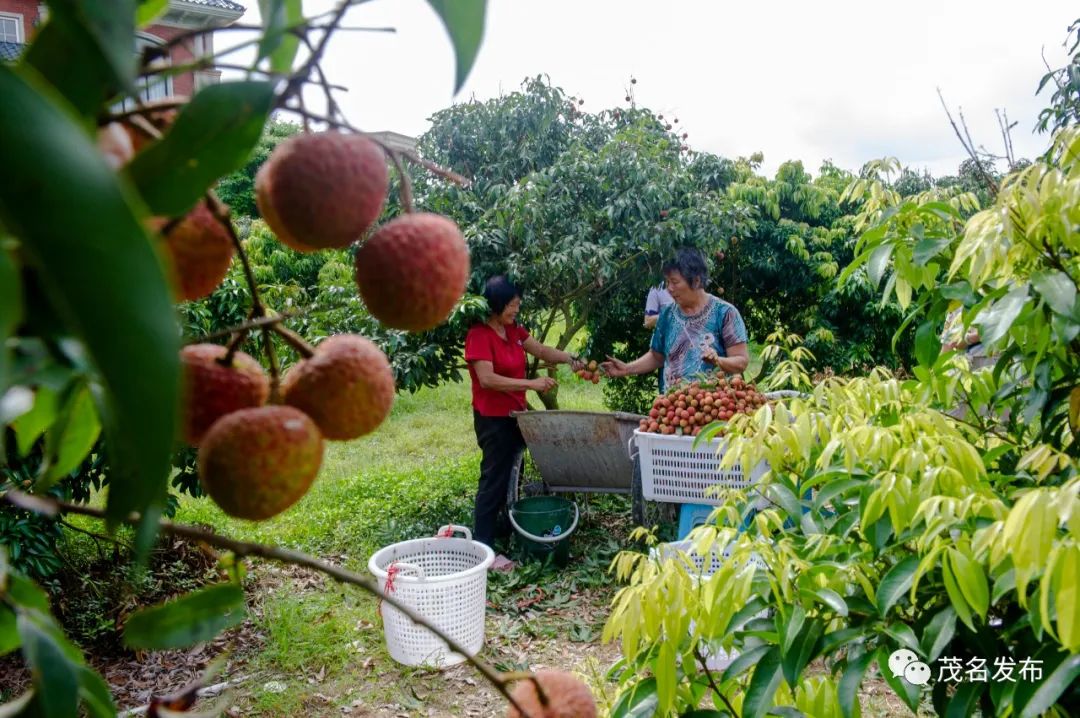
[662,248,709,289]
[483,275,523,315]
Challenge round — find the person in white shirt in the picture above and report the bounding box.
[643,284,674,329]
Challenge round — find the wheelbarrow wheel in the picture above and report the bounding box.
[506,450,549,507]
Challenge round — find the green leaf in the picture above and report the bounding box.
[0,66,180,527]
[17,611,81,718]
[426,0,487,93]
[41,385,101,488]
[0,607,17,655]
[126,80,275,216]
[812,477,863,513]
[781,618,823,687]
[123,584,246,650]
[720,644,773,683]
[655,641,676,715]
[77,667,116,718]
[0,242,20,394]
[137,0,169,26]
[946,549,988,620]
[913,238,951,266]
[839,650,874,718]
[8,574,51,614]
[877,556,919,616]
[1031,270,1077,317]
[12,386,58,458]
[941,557,975,631]
[610,677,658,718]
[1018,654,1080,718]
[975,284,1028,345]
[23,1,136,114]
[780,605,806,655]
[920,606,956,663]
[258,0,303,74]
[915,320,941,368]
[875,646,921,713]
[819,627,867,657]
[867,243,893,288]
[743,646,784,718]
[810,588,848,617]
[944,680,984,718]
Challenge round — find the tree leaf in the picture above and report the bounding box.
[810,588,848,617]
[425,0,487,93]
[609,677,658,718]
[875,646,921,713]
[742,646,784,718]
[258,0,303,74]
[975,285,1028,345]
[126,80,275,216]
[137,0,169,26]
[655,641,677,715]
[17,611,81,718]
[915,320,941,368]
[944,680,983,718]
[912,238,951,266]
[0,692,35,718]
[781,618,823,687]
[77,667,116,718]
[0,65,180,527]
[839,650,874,718]
[23,1,136,114]
[877,556,919,616]
[1018,654,1080,718]
[1069,387,1080,434]
[11,386,58,458]
[0,607,17,655]
[867,243,893,288]
[0,242,20,395]
[123,584,246,650]
[41,384,101,488]
[920,606,956,663]
[1031,270,1077,317]
[941,555,975,631]
[720,644,772,683]
[946,549,989,620]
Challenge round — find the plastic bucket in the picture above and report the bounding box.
[508,496,578,566]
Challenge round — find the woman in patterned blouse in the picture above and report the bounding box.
[603,248,749,387]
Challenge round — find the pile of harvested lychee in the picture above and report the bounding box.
[637,376,767,437]
[105,119,471,521]
[575,359,602,384]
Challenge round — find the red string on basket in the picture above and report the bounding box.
[377,561,400,618]
[437,526,454,538]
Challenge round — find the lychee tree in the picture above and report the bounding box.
[0,1,590,716]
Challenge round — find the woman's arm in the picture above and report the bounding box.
[522,337,585,370]
[472,360,554,392]
[602,350,664,378]
[709,342,749,374]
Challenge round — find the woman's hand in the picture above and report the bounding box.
[702,346,721,365]
[601,356,630,378]
[569,356,586,372]
[530,376,557,393]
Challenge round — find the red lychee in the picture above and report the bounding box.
[180,344,270,445]
[506,670,597,718]
[354,213,469,331]
[160,200,235,302]
[198,405,324,520]
[282,335,395,440]
[256,132,388,252]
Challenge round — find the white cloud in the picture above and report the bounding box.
[230,0,1078,178]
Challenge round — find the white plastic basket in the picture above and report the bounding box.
[654,539,769,671]
[368,525,494,668]
[633,429,769,505]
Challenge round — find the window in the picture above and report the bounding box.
[116,34,173,111]
[0,13,23,44]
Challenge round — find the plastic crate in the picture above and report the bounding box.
[633,429,769,505]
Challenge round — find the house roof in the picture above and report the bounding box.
[0,41,22,62]
[181,0,246,12]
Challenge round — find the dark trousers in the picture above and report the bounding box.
[472,411,525,549]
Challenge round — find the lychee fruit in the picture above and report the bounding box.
[354,213,469,331]
[256,132,388,252]
[198,406,324,520]
[282,335,395,440]
[506,670,597,718]
[123,99,185,152]
[587,360,598,372]
[181,344,270,445]
[159,200,235,301]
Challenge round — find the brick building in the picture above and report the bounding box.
[0,0,245,98]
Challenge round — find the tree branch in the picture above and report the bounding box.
[937,89,999,198]
[2,490,538,718]
[693,644,738,716]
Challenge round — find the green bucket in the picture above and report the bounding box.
[509,496,578,567]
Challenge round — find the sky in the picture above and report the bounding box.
[229,0,1078,178]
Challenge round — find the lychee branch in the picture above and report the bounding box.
[693,645,738,716]
[270,324,315,358]
[3,490,539,718]
[389,151,414,213]
[188,312,301,344]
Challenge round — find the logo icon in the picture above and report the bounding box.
[888,648,932,686]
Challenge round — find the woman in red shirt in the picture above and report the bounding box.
[465,276,583,571]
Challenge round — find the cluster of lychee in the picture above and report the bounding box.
[101,103,471,521]
[637,376,767,437]
[575,360,602,384]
